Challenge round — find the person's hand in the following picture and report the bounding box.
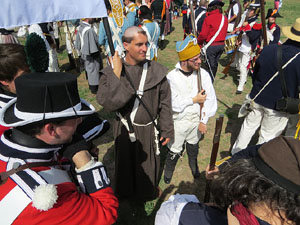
[192,90,206,104]
[72,150,92,169]
[62,134,92,162]
[198,122,207,134]
[242,21,248,27]
[112,51,122,79]
[205,165,219,180]
[160,137,170,146]
[235,39,242,46]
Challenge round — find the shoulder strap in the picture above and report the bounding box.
[0,161,69,183]
[130,62,148,123]
[79,26,91,51]
[124,63,160,132]
[252,48,300,102]
[277,44,288,97]
[195,10,205,31]
[203,15,225,51]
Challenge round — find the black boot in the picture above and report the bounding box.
[55,38,60,52]
[164,151,180,184]
[89,85,98,94]
[186,143,200,179]
[66,54,76,71]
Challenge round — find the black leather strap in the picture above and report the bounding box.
[123,63,160,132]
[0,161,70,184]
[277,44,288,98]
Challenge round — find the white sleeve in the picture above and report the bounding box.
[200,69,217,124]
[233,4,239,15]
[155,194,200,225]
[167,72,194,113]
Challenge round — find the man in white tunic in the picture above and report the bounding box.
[163,35,217,184]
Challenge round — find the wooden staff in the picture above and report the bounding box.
[203,114,224,203]
[65,22,80,72]
[260,0,268,47]
[189,0,203,126]
[102,17,115,56]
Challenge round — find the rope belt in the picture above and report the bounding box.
[116,62,161,155]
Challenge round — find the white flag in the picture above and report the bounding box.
[1,0,107,28]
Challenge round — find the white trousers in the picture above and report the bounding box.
[66,33,76,54]
[237,51,251,92]
[232,102,289,154]
[168,116,201,154]
[227,23,234,33]
[48,49,60,72]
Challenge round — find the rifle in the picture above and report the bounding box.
[260,0,268,47]
[189,0,203,121]
[222,5,252,75]
[66,22,81,72]
[203,114,224,203]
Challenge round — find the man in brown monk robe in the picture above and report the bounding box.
[97,26,174,201]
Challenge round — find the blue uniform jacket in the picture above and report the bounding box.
[249,39,300,110]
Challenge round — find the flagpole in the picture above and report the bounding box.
[102,17,115,56]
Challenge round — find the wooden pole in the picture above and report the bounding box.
[260,0,268,47]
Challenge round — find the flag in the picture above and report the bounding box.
[0,0,107,28]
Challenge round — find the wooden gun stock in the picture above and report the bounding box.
[222,46,238,75]
[203,114,224,203]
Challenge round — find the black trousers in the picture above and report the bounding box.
[164,142,199,179]
[205,44,225,82]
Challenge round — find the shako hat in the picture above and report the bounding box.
[253,136,300,195]
[266,8,283,19]
[208,0,225,7]
[282,17,300,42]
[176,35,201,61]
[0,72,95,127]
[248,0,260,9]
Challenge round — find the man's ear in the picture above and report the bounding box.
[44,123,57,137]
[123,42,129,51]
[0,80,10,87]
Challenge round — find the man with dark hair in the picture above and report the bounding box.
[139,5,160,60]
[0,72,118,224]
[151,0,166,46]
[97,26,174,201]
[163,35,217,184]
[156,136,300,224]
[197,0,228,82]
[75,18,102,94]
[234,2,261,94]
[225,0,242,32]
[194,0,208,33]
[0,44,29,135]
[266,8,282,45]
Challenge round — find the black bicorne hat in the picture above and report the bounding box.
[208,0,225,7]
[266,8,283,19]
[0,72,95,127]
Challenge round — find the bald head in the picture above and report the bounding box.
[122,26,147,43]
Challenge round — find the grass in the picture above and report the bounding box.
[52,1,299,223]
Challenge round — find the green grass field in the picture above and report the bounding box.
[53,1,299,224]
